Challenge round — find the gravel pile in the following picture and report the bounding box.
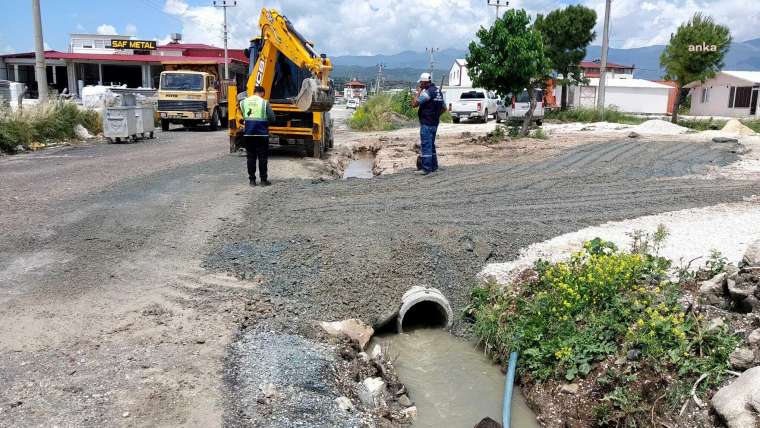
[631,119,691,135]
[722,119,757,136]
[224,332,370,428]
[480,199,760,286]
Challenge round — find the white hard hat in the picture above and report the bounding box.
[418,72,432,82]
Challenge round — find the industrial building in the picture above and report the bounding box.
[0,33,248,99]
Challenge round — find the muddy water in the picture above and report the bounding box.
[343,151,375,179]
[373,329,539,428]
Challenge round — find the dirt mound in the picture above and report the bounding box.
[722,119,757,136]
[631,119,690,135]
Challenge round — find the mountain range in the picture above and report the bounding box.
[331,38,760,83]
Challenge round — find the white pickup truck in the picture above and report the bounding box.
[449,89,498,123]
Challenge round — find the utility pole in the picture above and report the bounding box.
[426,47,439,80]
[213,0,237,80]
[32,0,48,103]
[487,0,509,23]
[374,63,385,94]
[596,0,611,114]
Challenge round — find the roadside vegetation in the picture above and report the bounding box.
[545,108,646,125]
[0,101,101,154]
[660,13,732,123]
[546,109,760,133]
[347,91,452,131]
[467,230,740,426]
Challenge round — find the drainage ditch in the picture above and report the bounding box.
[342,151,375,179]
[372,287,539,427]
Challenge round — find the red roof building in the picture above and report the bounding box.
[0,34,249,99]
[580,59,635,78]
[345,79,366,88]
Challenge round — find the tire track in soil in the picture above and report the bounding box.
[208,139,760,425]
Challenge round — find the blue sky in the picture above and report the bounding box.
[0,0,189,53]
[1,0,758,56]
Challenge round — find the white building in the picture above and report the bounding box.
[556,76,672,114]
[448,59,471,87]
[685,71,760,118]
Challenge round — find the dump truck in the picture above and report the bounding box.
[228,8,335,157]
[157,63,230,131]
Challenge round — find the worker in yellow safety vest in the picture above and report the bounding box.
[240,85,276,186]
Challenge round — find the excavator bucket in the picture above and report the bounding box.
[295,78,335,112]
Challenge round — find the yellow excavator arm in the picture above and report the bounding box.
[228,8,334,155]
[249,8,334,111]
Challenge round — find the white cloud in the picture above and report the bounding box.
[125,23,138,36]
[96,24,118,35]
[160,0,760,55]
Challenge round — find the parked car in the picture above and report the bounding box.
[346,98,359,109]
[449,89,498,123]
[497,89,545,125]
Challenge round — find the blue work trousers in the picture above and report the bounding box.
[420,124,439,172]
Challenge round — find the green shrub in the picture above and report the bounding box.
[0,101,102,153]
[530,128,548,139]
[741,120,760,133]
[545,107,645,125]
[469,237,737,388]
[348,91,452,131]
[677,117,726,131]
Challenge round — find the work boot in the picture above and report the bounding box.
[261,180,272,186]
[249,179,257,187]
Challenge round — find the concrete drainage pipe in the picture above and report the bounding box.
[397,286,453,332]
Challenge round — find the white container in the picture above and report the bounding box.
[103,106,138,142]
[134,105,156,139]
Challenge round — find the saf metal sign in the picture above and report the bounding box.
[109,40,157,50]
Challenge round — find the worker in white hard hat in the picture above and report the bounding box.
[411,72,446,175]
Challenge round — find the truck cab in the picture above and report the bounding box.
[157,70,227,131]
[449,89,498,123]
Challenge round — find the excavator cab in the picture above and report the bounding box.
[229,9,335,157]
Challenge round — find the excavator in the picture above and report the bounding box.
[227,8,335,157]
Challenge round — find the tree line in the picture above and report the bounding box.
[465,6,731,135]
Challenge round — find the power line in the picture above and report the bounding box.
[426,47,439,79]
[487,0,509,23]
[139,0,186,27]
[213,0,237,79]
[597,0,612,113]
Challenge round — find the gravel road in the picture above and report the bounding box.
[207,138,760,424]
[2,116,760,427]
[0,128,332,426]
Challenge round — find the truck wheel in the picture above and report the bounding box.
[309,139,322,158]
[452,117,460,124]
[209,109,219,131]
[161,119,170,131]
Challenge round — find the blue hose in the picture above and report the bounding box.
[502,351,519,428]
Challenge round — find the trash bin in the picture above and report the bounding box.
[103,106,138,143]
[134,105,156,139]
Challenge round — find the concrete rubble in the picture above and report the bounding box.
[698,239,760,313]
[319,318,374,350]
[711,366,760,428]
[358,377,386,408]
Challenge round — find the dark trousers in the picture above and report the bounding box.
[245,135,269,182]
[420,124,439,172]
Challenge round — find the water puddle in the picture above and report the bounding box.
[373,329,539,428]
[343,151,375,179]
